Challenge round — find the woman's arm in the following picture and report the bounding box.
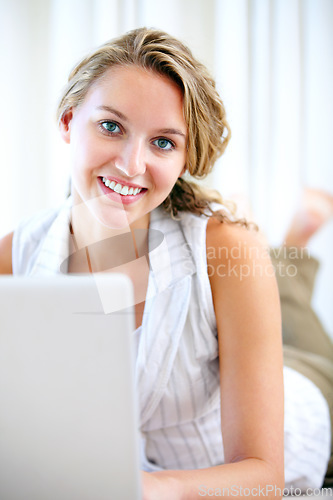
[0,232,13,274]
[143,218,285,500]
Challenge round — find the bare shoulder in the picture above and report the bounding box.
[206,215,281,338]
[0,232,13,274]
[206,216,271,272]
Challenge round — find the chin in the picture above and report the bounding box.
[84,197,132,228]
[94,211,134,230]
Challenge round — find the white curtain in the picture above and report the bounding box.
[0,0,332,334]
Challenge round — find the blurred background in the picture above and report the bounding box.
[0,0,332,335]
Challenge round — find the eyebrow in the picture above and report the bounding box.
[96,105,187,139]
[158,128,186,139]
[96,105,127,121]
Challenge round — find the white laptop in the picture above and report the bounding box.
[0,274,141,500]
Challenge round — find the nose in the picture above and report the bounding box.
[115,138,146,178]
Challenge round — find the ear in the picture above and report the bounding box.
[59,109,73,144]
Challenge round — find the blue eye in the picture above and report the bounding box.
[101,121,120,133]
[154,138,174,150]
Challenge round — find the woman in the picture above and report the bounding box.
[0,28,330,498]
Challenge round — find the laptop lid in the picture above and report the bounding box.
[0,274,141,500]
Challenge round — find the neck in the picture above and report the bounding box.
[69,199,150,274]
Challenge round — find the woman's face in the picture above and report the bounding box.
[60,65,187,229]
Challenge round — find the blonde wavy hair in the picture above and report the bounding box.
[57,27,247,225]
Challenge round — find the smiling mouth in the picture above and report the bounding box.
[101,177,145,196]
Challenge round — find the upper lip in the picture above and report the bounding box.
[100,176,146,190]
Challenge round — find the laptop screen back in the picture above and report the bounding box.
[0,274,141,500]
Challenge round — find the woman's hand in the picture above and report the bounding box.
[142,471,183,500]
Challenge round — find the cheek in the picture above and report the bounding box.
[153,166,175,190]
[151,167,181,200]
[71,136,108,173]
[156,155,185,185]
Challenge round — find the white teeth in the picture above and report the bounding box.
[102,178,143,196]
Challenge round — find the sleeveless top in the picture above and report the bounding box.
[12,198,331,490]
